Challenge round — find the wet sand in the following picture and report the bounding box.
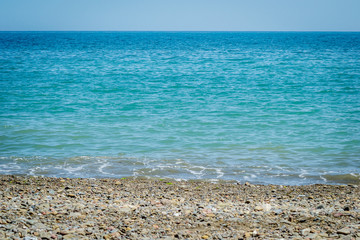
[0,175,359,239]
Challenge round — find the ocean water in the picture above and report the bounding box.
[1,31,360,185]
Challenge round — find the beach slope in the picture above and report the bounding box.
[0,175,359,239]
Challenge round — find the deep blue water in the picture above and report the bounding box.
[1,32,360,184]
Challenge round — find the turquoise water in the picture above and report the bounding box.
[1,32,360,184]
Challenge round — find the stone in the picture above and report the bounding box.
[337,227,352,235]
[24,237,38,240]
[103,234,112,240]
[62,234,78,240]
[69,212,82,218]
[307,233,320,239]
[118,207,132,214]
[263,203,272,211]
[111,231,121,238]
[301,228,311,236]
[39,230,52,239]
[343,206,350,211]
[252,230,259,237]
[254,205,264,211]
[244,232,252,238]
[32,222,47,230]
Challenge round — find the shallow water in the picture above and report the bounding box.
[1,32,360,184]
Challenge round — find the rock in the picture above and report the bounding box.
[252,230,259,237]
[69,212,83,218]
[333,212,343,217]
[103,234,112,240]
[273,209,283,215]
[25,219,38,225]
[62,234,78,240]
[228,217,243,223]
[32,222,47,230]
[39,230,52,239]
[45,196,53,201]
[24,237,38,240]
[301,228,311,236]
[19,229,28,238]
[217,202,232,208]
[118,207,132,214]
[337,227,352,235]
[343,206,350,211]
[244,232,252,238]
[263,203,272,211]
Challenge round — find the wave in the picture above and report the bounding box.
[321,173,360,184]
[0,155,358,185]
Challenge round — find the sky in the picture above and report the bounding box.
[0,0,360,31]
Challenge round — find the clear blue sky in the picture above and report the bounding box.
[1,0,359,31]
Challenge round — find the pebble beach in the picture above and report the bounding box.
[0,175,359,240]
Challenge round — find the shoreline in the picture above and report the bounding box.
[1,175,359,239]
[3,173,360,186]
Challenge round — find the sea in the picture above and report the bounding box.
[1,31,360,185]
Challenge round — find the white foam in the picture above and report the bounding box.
[299,169,308,178]
[98,161,116,176]
[0,163,21,170]
[320,175,327,182]
[215,168,224,178]
[187,166,206,178]
[28,166,42,175]
[64,165,85,173]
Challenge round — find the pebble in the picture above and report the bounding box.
[1,175,359,240]
[244,232,252,238]
[337,227,352,235]
[301,228,311,236]
[263,203,272,211]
